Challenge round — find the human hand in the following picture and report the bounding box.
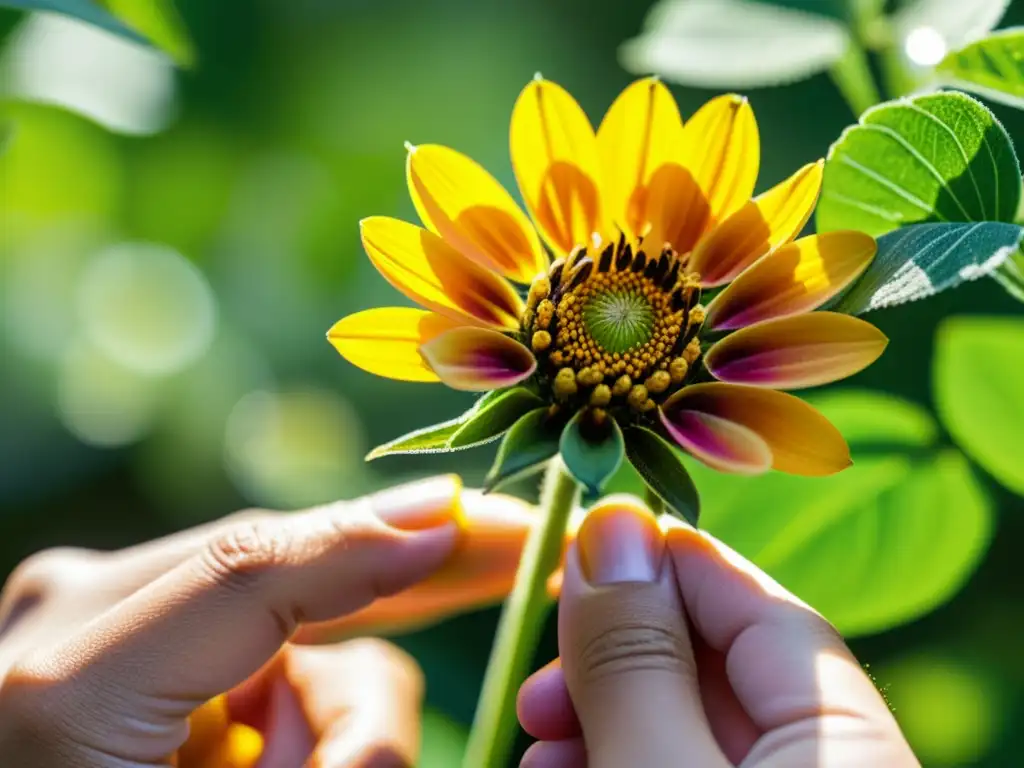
[0,475,537,767]
[517,498,921,767]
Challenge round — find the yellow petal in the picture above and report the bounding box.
[644,94,758,255]
[596,77,684,240]
[511,77,612,257]
[705,312,888,389]
[407,143,547,283]
[665,383,851,476]
[328,308,462,382]
[706,231,877,331]
[360,216,524,330]
[691,160,823,286]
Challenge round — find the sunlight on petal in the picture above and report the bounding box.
[706,231,877,330]
[328,307,464,382]
[407,143,547,282]
[511,77,613,256]
[360,216,524,330]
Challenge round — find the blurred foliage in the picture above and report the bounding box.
[2,0,1024,765]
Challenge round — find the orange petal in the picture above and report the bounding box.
[664,383,851,476]
[706,231,877,331]
[705,312,889,389]
[691,160,823,286]
[596,77,684,241]
[510,77,613,257]
[360,216,524,330]
[659,406,772,474]
[406,143,548,283]
[420,327,536,391]
[645,94,759,255]
[327,308,463,382]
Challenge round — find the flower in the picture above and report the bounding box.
[328,76,886,514]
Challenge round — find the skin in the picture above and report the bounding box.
[516,497,922,768]
[0,475,538,768]
[0,479,921,768]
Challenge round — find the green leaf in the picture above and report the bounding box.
[366,389,536,460]
[623,426,700,526]
[448,387,543,448]
[690,391,992,636]
[935,316,1024,495]
[620,0,849,88]
[806,388,938,448]
[893,0,1010,52]
[0,0,194,66]
[817,91,1021,237]
[485,407,563,491]
[937,29,1024,110]
[831,221,1024,314]
[559,411,625,498]
[101,0,195,67]
[702,450,991,637]
[992,246,1024,302]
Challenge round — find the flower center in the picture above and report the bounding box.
[523,235,706,415]
[582,288,654,354]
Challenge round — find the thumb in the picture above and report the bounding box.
[559,498,728,768]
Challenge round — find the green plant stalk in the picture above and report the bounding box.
[829,41,881,117]
[463,459,580,768]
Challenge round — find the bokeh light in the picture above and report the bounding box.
[882,654,1005,766]
[223,388,367,509]
[905,26,948,68]
[77,242,216,376]
[56,339,161,448]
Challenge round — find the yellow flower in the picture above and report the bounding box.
[329,77,886,491]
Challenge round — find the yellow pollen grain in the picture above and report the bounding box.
[683,338,702,364]
[645,370,671,394]
[627,384,649,410]
[532,330,551,352]
[590,384,612,407]
[536,300,554,330]
[527,276,550,309]
[612,375,632,396]
[554,368,578,400]
[669,357,688,384]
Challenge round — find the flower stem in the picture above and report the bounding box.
[463,459,580,768]
[829,40,881,117]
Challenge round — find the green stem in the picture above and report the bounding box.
[463,459,580,768]
[829,40,881,117]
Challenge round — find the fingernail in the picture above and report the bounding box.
[372,474,464,531]
[578,497,664,584]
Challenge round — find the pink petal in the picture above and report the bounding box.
[420,327,537,392]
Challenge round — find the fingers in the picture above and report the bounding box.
[297,640,423,768]
[520,738,587,768]
[7,476,460,762]
[557,497,729,768]
[517,659,580,742]
[295,490,542,641]
[663,518,915,762]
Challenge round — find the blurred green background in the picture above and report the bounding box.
[2,1,1024,765]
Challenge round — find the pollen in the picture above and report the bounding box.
[524,236,705,414]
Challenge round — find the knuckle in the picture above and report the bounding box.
[2,548,96,600]
[578,623,695,684]
[200,520,295,591]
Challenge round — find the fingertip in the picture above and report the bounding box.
[517,660,580,741]
[520,739,587,768]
